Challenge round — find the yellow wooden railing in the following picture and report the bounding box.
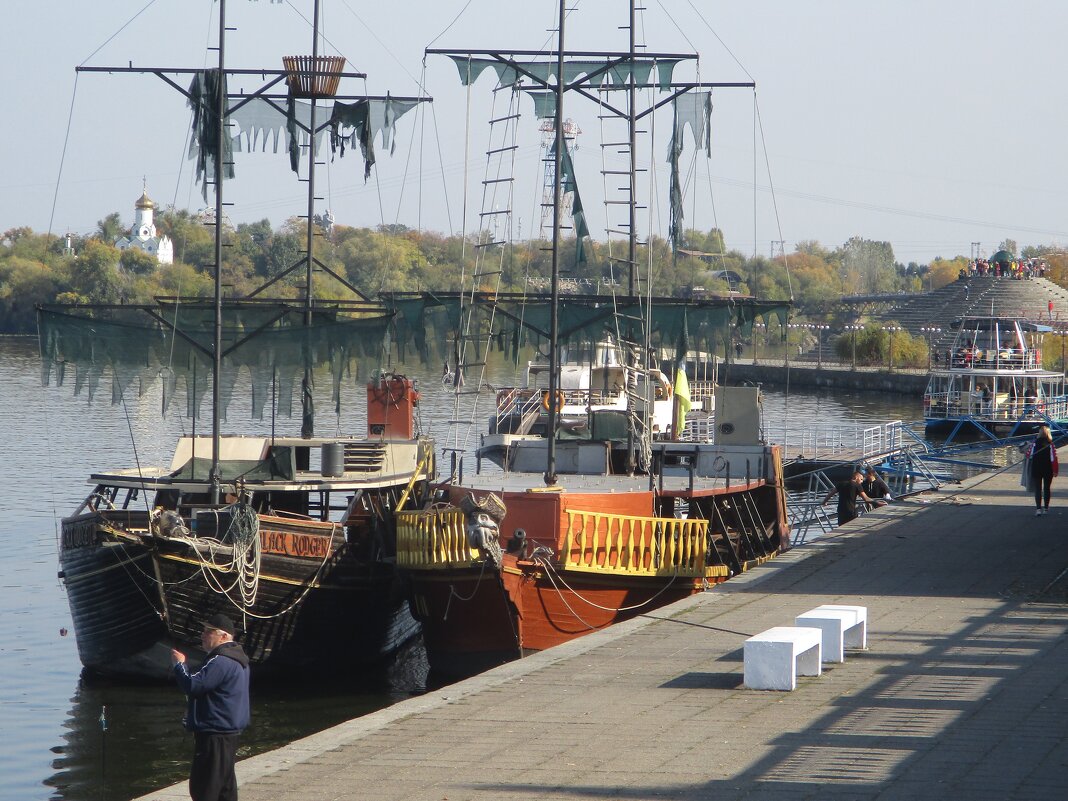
[562,510,714,578]
[395,508,479,570]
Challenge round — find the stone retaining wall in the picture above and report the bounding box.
[721,362,928,395]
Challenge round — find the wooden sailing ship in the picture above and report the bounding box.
[392,1,791,678]
[43,0,432,679]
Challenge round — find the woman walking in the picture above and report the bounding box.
[1029,425,1059,515]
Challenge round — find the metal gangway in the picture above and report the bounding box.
[766,419,908,463]
[770,420,945,545]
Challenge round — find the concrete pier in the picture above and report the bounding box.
[137,461,1068,801]
[723,360,929,395]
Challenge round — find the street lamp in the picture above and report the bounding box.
[921,326,942,370]
[845,324,863,370]
[883,326,901,371]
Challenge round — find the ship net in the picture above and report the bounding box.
[384,292,790,364]
[37,301,393,420]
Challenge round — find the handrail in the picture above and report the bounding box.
[395,507,478,569]
[923,391,1068,422]
[562,509,711,578]
[766,420,905,460]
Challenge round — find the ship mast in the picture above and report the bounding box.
[624,0,639,475]
[301,0,323,439]
[544,0,566,486]
[208,0,228,501]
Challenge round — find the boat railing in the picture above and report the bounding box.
[766,420,906,461]
[65,507,152,537]
[679,415,715,441]
[688,380,717,402]
[395,507,479,569]
[924,391,1068,422]
[948,350,1040,370]
[561,509,712,578]
[493,386,625,425]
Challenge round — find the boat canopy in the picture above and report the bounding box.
[950,316,1050,333]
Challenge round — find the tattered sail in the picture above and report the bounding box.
[187,92,418,181]
[328,96,420,178]
[187,70,235,202]
[552,139,590,264]
[669,91,713,251]
[447,55,681,91]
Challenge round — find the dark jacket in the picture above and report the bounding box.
[1030,439,1057,477]
[173,641,251,734]
[862,476,890,499]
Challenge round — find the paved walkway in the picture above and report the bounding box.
[137,461,1068,801]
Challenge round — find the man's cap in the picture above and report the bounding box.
[203,613,236,636]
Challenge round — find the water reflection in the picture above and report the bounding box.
[44,639,429,801]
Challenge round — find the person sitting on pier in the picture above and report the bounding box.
[822,471,887,527]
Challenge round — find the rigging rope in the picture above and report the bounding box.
[532,550,683,616]
[166,503,338,620]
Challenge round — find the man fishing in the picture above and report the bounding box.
[171,613,250,801]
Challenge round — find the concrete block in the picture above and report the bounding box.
[744,626,823,691]
[812,604,868,650]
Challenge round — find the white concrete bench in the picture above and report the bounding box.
[795,604,868,663]
[744,626,823,691]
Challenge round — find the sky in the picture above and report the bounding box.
[6,0,1068,265]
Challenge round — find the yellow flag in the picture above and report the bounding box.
[674,365,692,416]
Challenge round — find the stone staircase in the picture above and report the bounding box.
[872,276,1068,355]
[791,276,1068,366]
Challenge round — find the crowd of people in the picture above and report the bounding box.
[959,257,1048,280]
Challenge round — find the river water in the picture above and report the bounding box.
[1,336,928,801]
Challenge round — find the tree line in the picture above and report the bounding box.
[4,212,1068,340]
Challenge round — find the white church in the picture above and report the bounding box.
[114,187,174,265]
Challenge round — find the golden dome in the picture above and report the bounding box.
[135,190,156,210]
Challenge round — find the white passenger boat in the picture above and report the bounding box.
[923,316,1068,431]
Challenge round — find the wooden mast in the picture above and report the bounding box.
[301,0,323,439]
[209,0,228,502]
[544,0,566,486]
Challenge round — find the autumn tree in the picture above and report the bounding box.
[839,237,896,295]
[119,247,159,276]
[0,256,60,332]
[67,240,125,303]
[997,239,1018,257]
[337,228,429,296]
[927,256,968,290]
[96,212,124,242]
